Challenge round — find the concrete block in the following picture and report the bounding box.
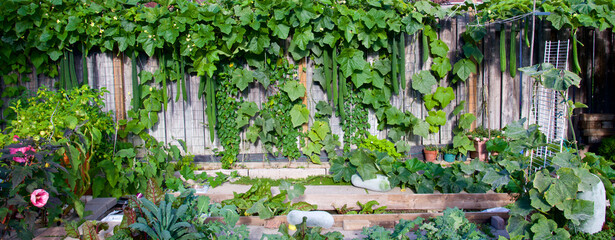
[84,198,117,220]
[248,168,327,179]
[343,220,371,231]
[490,216,506,230]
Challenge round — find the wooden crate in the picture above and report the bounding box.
[581,114,615,143]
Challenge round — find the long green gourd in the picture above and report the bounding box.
[332,46,338,108]
[175,57,181,102]
[338,70,345,121]
[323,48,331,102]
[509,24,517,78]
[572,33,582,73]
[422,30,429,64]
[181,56,187,101]
[399,33,406,90]
[82,44,88,85]
[500,28,506,73]
[524,19,530,48]
[131,51,140,110]
[69,51,78,88]
[206,75,216,143]
[161,52,168,111]
[391,34,399,95]
[63,53,71,90]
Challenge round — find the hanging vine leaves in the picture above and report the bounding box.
[411,70,437,95]
[290,104,309,128]
[281,81,306,102]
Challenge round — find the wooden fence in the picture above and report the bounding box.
[1,17,613,158]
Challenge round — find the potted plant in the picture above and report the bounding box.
[466,126,503,161]
[423,145,439,162]
[453,113,476,162]
[441,145,457,162]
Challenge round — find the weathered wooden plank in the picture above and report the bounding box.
[205,212,509,228]
[145,56,167,145]
[421,28,439,145]
[439,18,457,144]
[165,78,186,150]
[487,25,502,130]
[112,51,127,123]
[500,22,521,128]
[96,52,116,116]
[519,18,534,122]
[185,74,208,155]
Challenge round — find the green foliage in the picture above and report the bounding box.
[597,136,615,162]
[214,67,242,168]
[417,207,488,240]
[129,197,202,240]
[221,180,314,219]
[264,218,345,240]
[359,135,402,160]
[303,121,340,164]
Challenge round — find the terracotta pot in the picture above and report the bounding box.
[424,150,438,162]
[469,140,488,162]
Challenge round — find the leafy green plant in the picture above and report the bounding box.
[263,218,345,240]
[424,145,438,151]
[303,121,340,164]
[65,220,109,240]
[359,135,402,160]
[597,136,615,162]
[221,180,314,219]
[0,138,65,240]
[129,196,202,240]
[417,207,487,240]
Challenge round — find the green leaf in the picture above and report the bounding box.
[231,68,254,91]
[431,57,452,78]
[547,13,572,30]
[453,59,476,82]
[429,40,449,57]
[458,113,475,130]
[424,94,441,113]
[279,181,306,201]
[413,120,430,138]
[433,87,454,108]
[544,168,580,207]
[309,121,330,141]
[562,199,594,225]
[351,70,371,88]
[530,216,570,240]
[337,48,368,78]
[462,43,484,64]
[290,104,309,128]
[529,189,552,212]
[238,102,259,117]
[411,70,437,95]
[292,26,314,51]
[281,81,306,102]
[373,58,391,76]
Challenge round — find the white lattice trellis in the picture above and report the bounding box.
[529,40,570,170]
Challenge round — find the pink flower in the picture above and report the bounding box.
[13,135,19,141]
[9,146,36,163]
[136,193,143,198]
[30,189,49,208]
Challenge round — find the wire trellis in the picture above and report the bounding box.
[529,40,570,172]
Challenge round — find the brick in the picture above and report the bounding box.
[264,218,284,229]
[343,220,371,231]
[491,216,506,230]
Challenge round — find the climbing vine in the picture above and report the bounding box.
[1,0,613,164]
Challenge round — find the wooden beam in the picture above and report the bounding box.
[112,51,126,123]
[201,185,515,211]
[298,57,308,134]
[205,212,510,228]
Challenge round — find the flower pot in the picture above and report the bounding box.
[458,153,468,162]
[443,153,456,162]
[423,150,438,162]
[469,139,488,162]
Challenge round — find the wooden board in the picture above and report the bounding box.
[500,22,520,128]
[486,25,502,130]
[205,212,510,228]
[201,185,515,211]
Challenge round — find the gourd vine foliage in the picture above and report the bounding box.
[1,0,613,162]
[247,58,305,161]
[214,65,242,169]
